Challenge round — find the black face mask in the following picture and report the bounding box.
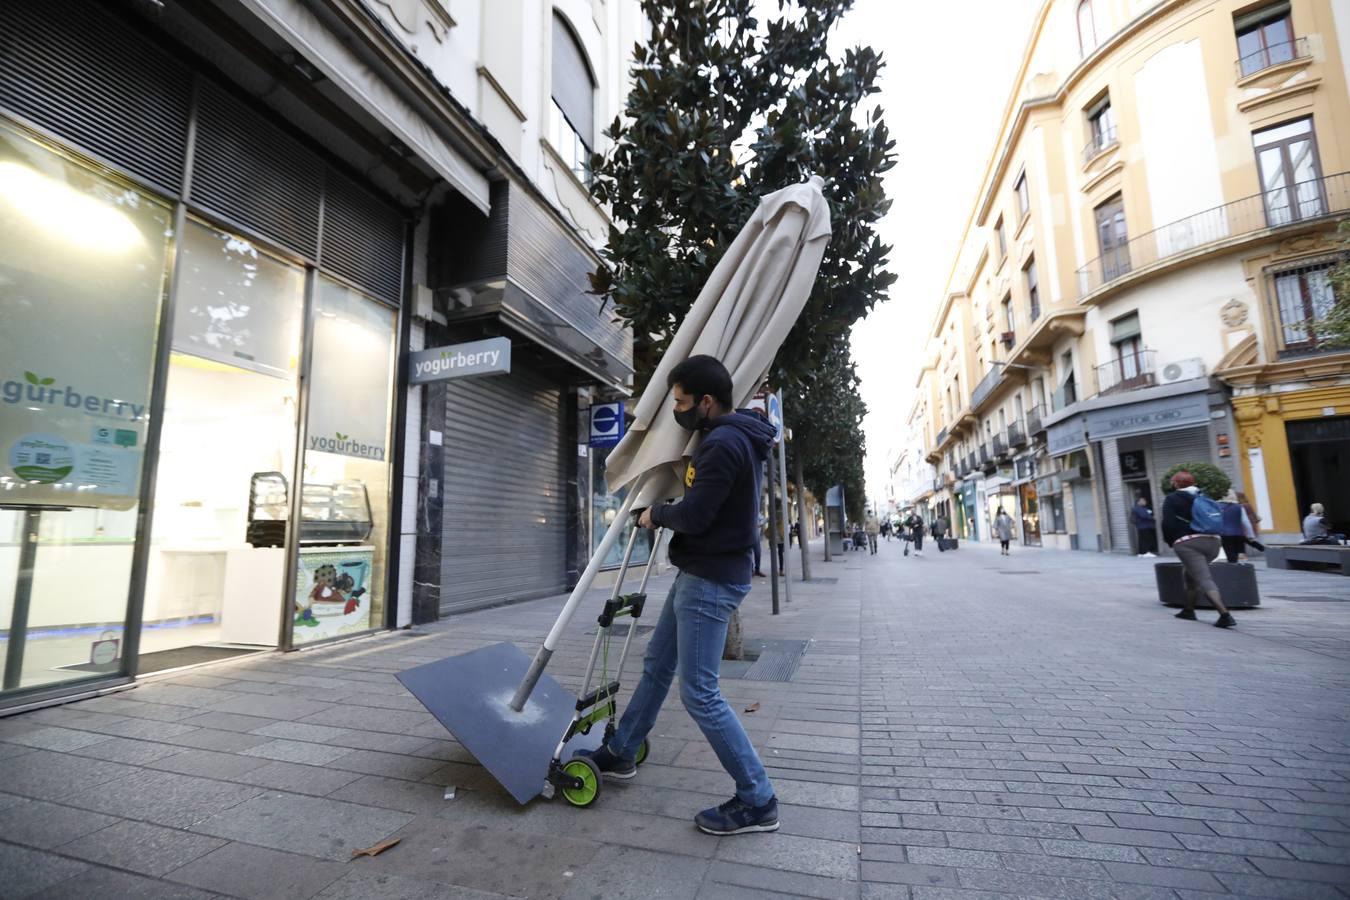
[673,399,708,432]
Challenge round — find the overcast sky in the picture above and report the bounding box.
[825,0,1043,506]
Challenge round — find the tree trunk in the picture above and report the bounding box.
[795,453,812,581]
[723,608,743,660]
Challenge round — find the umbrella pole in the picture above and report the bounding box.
[510,476,645,711]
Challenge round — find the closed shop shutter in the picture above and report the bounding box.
[1101,437,1130,551]
[439,364,567,614]
[1151,427,1211,484]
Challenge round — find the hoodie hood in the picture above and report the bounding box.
[708,411,776,459]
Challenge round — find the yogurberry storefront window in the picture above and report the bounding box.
[0,123,172,696]
[291,278,397,646]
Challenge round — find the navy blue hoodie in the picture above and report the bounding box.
[650,411,776,585]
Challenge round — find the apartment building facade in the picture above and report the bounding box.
[912,0,1350,551]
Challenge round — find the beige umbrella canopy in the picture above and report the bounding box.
[511,175,832,709]
[605,175,833,507]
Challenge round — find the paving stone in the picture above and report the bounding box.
[706,860,859,899]
[148,748,273,779]
[0,799,120,849]
[189,790,413,861]
[166,841,346,900]
[0,841,91,897]
[560,845,708,900]
[1248,855,1350,884]
[67,736,187,766]
[27,864,224,900]
[1101,860,1225,891]
[713,832,857,880]
[2,749,139,802]
[358,819,600,899]
[316,870,511,900]
[859,863,960,888]
[240,739,351,766]
[61,820,226,876]
[325,748,444,781]
[229,760,365,797]
[60,768,263,828]
[2,725,113,753]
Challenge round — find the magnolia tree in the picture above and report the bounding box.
[588,0,895,395]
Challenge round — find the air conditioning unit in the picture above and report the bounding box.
[1000,331,1015,346]
[1159,357,1206,384]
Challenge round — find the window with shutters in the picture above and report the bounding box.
[551,14,597,184]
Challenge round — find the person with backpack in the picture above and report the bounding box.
[1160,471,1235,628]
[1219,489,1262,563]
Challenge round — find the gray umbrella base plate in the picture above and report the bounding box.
[397,642,578,805]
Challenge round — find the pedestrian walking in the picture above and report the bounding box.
[1131,497,1158,557]
[577,355,779,835]
[789,521,800,547]
[1160,470,1236,629]
[865,512,880,555]
[904,512,924,557]
[993,508,1014,556]
[933,515,949,552]
[1219,489,1261,563]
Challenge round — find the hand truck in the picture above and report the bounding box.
[545,516,666,808]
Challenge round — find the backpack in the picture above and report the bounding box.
[1187,494,1223,535]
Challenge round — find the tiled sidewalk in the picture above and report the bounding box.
[0,540,1348,899]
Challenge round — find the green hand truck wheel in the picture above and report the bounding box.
[634,738,650,766]
[559,756,602,808]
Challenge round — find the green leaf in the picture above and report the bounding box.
[40,378,55,386]
[24,371,39,385]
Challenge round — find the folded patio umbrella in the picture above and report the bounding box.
[515,174,831,700]
[399,176,831,805]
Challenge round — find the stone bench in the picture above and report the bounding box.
[1155,561,1261,608]
[1264,544,1350,576]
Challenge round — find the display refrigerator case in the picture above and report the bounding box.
[246,471,374,547]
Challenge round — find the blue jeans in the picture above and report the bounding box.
[609,571,773,807]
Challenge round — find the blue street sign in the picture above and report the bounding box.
[589,402,625,448]
[766,392,784,444]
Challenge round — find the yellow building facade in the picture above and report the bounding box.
[912,0,1350,548]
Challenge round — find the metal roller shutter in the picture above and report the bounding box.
[1151,427,1212,483]
[0,1,191,195]
[439,363,567,613]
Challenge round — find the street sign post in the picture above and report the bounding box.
[588,402,626,448]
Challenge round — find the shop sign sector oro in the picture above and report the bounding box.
[410,338,511,384]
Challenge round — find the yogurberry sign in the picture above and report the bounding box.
[0,145,169,511]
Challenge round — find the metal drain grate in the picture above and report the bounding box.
[805,577,839,585]
[1269,595,1347,603]
[731,639,809,682]
[1000,570,1042,575]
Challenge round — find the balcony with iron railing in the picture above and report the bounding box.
[970,367,1002,411]
[1094,350,1157,396]
[1007,421,1026,448]
[1027,405,1045,435]
[1237,36,1310,80]
[935,426,949,449]
[1082,123,1119,166]
[1076,171,1350,301]
[978,444,990,465]
[1052,381,1078,412]
[991,434,1007,458]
